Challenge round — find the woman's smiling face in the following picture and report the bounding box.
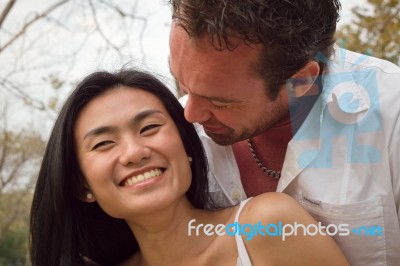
[74,86,192,219]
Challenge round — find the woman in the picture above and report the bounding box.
[30,69,348,265]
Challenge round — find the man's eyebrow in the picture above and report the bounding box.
[169,63,240,104]
[190,90,241,104]
[178,82,241,104]
[83,109,164,140]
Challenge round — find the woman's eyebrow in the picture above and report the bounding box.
[130,109,164,125]
[83,126,117,140]
[83,109,164,140]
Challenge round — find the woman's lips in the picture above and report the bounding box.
[121,168,164,187]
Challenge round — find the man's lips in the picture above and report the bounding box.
[202,125,226,134]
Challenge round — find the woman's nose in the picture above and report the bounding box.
[118,139,151,166]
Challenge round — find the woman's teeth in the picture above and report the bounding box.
[123,169,163,186]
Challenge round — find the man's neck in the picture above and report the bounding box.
[232,114,293,196]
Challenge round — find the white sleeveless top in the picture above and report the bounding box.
[235,198,253,266]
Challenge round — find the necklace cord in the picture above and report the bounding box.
[246,139,281,179]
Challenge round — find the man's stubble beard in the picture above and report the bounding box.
[206,109,290,146]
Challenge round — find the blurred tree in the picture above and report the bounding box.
[0,117,45,264]
[0,0,167,264]
[0,192,32,266]
[0,0,151,115]
[336,0,400,65]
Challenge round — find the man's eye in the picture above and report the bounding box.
[177,83,188,95]
[213,104,228,110]
[92,140,113,150]
[140,124,162,134]
[210,101,229,110]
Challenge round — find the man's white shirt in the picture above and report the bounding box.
[180,47,400,265]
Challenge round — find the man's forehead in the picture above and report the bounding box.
[171,22,262,54]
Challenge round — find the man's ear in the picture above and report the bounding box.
[287,61,320,97]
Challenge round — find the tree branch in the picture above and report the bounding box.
[1,157,25,190]
[0,0,70,54]
[0,108,9,175]
[0,77,46,110]
[92,0,148,59]
[88,0,121,53]
[0,0,16,29]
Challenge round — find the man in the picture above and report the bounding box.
[168,0,400,265]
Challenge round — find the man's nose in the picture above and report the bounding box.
[184,94,212,124]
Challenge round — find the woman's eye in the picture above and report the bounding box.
[92,140,113,150]
[140,124,162,134]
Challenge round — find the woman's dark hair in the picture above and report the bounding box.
[30,69,211,265]
[169,0,341,98]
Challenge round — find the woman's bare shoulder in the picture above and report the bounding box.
[240,192,310,225]
[239,193,349,266]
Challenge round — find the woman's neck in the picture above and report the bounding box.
[123,198,233,266]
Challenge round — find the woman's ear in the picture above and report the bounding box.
[76,172,96,202]
[80,189,96,203]
[287,61,320,97]
[78,182,96,203]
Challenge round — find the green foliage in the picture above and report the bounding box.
[0,192,32,266]
[0,225,28,266]
[336,0,400,64]
[0,128,44,265]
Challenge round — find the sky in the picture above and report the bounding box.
[1,0,364,77]
[0,0,368,189]
[0,0,366,135]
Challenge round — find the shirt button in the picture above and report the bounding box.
[331,207,343,214]
[232,191,241,200]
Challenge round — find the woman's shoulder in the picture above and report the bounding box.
[239,192,308,225]
[237,193,349,266]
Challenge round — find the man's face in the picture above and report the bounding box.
[169,24,290,146]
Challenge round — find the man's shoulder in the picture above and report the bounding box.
[330,47,400,74]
